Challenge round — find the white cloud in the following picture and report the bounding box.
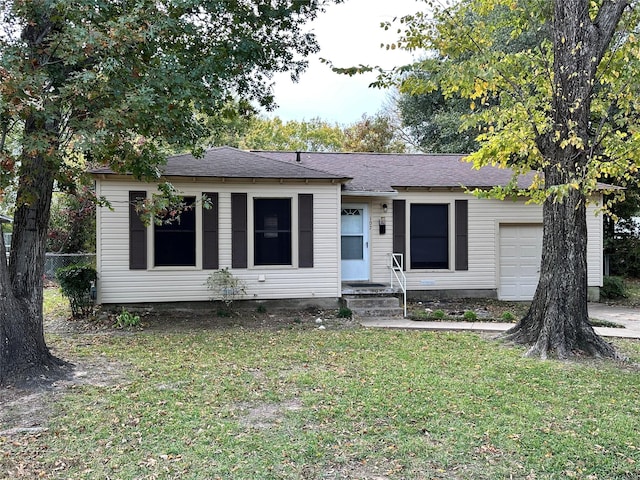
[268,0,423,125]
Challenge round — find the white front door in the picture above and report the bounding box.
[341,204,370,281]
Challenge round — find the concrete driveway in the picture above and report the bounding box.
[587,303,640,338]
[360,303,640,339]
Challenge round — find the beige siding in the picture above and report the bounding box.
[586,197,604,287]
[96,177,604,303]
[95,179,341,304]
[367,191,603,292]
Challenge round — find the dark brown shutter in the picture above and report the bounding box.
[392,200,406,270]
[455,199,469,271]
[129,191,147,270]
[231,193,247,268]
[298,194,314,268]
[202,192,219,270]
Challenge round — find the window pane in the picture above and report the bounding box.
[341,236,363,260]
[154,197,196,267]
[410,237,448,269]
[341,209,363,234]
[254,198,291,265]
[410,204,449,269]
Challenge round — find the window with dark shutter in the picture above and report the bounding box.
[129,191,147,270]
[154,197,196,267]
[298,194,313,268]
[202,192,219,270]
[410,204,449,269]
[254,198,292,266]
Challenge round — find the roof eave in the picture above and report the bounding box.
[342,190,399,197]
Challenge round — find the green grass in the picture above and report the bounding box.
[2,327,640,479]
[43,285,71,318]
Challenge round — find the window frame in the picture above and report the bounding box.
[252,197,293,267]
[152,196,198,268]
[409,203,451,271]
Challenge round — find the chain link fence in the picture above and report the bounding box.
[44,253,96,280]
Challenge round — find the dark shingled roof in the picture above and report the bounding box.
[255,151,534,192]
[90,146,349,182]
[91,146,540,191]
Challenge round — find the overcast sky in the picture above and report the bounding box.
[267,0,422,125]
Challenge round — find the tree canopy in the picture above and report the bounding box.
[0,0,338,385]
[200,113,408,153]
[342,113,407,153]
[371,0,640,358]
[238,116,346,152]
[397,89,479,153]
[387,0,640,201]
[0,0,333,188]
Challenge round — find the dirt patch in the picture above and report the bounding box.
[408,298,530,322]
[46,304,359,334]
[236,398,304,429]
[313,462,393,480]
[0,355,126,436]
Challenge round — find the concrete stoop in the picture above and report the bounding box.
[343,294,404,318]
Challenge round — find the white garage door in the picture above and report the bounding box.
[499,224,543,301]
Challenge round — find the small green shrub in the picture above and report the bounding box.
[463,310,477,321]
[337,306,353,318]
[410,310,431,321]
[501,311,516,322]
[256,304,267,314]
[115,308,141,328]
[56,263,97,318]
[601,276,627,299]
[432,309,446,320]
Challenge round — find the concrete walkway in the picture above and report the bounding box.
[360,303,640,339]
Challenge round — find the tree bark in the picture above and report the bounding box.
[0,6,71,385]
[0,122,66,385]
[502,183,618,359]
[502,0,629,359]
[0,163,65,384]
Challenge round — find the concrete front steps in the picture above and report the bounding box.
[342,293,404,318]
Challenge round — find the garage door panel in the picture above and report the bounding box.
[499,225,543,301]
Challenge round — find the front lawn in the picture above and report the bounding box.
[1,317,639,479]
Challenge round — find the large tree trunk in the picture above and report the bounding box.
[0,7,70,385]
[0,126,65,385]
[502,185,618,359]
[502,0,629,360]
